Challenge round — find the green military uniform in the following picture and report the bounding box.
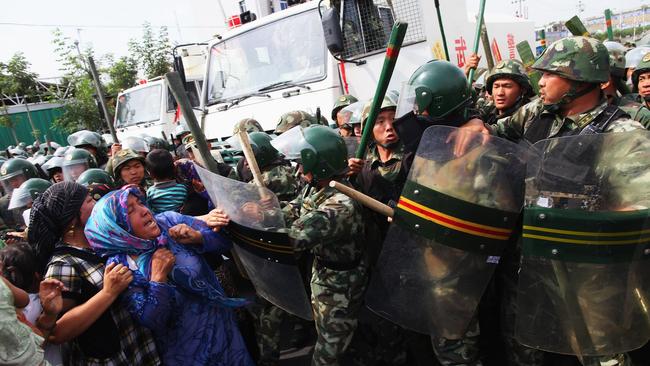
[248,145,302,366]
[282,126,367,366]
[487,36,644,366]
[284,185,367,366]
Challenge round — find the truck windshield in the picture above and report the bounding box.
[206,9,326,105]
[115,84,162,127]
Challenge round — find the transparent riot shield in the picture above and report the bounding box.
[366,125,528,339]
[516,131,650,357]
[343,136,360,158]
[194,165,312,320]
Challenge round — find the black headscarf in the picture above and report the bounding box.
[28,181,88,272]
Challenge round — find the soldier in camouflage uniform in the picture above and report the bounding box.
[628,52,650,110]
[241,131,303,366]
[274,110,326,135]
[331,95,359,137]
[0,159,39,230]
[602,43,650,127]
[282,125,367,366]
[460,36,645,366]
[343,95,432,366]
[479,59,534,125]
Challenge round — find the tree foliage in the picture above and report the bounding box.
[49,29,104,132]
[129,22,173,79]
[105,55,138,97]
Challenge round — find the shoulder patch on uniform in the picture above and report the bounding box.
[643,53,650,63]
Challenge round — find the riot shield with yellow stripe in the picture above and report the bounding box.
[365,125,527,339]
[516,131,650,357]
[194,164,313,320]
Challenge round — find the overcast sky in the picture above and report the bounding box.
[0,0,647,78]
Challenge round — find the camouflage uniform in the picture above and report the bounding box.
[283,184,368,366]
[487,37,644,366]
[251,161,302,366]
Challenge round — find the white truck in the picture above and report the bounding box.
[113,43,207,141]
[198,0,536,141]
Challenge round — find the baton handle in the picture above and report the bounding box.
[329,181,394,217]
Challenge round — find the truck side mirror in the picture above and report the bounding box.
[321,7,344,56]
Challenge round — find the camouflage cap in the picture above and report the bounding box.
[632,52,650,90]
[532,36,610,84]
[331,94,359,120]
[232,118,264,135]
[274,110,319,134]
[485,59,533,96]
[112,148,145,177]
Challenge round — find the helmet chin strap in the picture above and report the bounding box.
[377,140,400,149]
[542,82,598,113]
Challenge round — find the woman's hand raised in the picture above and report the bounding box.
[169,224,204,245]
[150,248,175,283]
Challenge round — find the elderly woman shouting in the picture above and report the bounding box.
[84,185,254,366]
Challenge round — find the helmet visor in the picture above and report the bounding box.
[63,160,90,182]
[396,83,417,119]
[8,186,32,210]
[122,136,150,153]
[625,46,650,68]
[270,126,305,160]
[0,173,27,195]
[338,102,364,128]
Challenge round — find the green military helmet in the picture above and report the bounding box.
[7,145,15,151]
[0,158,39,194]
[604,41,626,72]
[62,148,97,182]
[67,130,104,149]
[398,60,471,119]
[8,178,52,210]
[632,52,650,92]
[9,148,27,158]
[248,132,280,168]
[532,36,609,84]
[331,94,359,120]
[232,118,264,135]
[122,136,149,155]
[275,110,318,134]
[77,168,116,187]
[625,46,650,69]
[143,136,168,151]
[17,142,26,150]
[298,125,348,182]
[485,59,533,97]
[112,148,145,178]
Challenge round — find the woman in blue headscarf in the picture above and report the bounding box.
[85,185,254,366]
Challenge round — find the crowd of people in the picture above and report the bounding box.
[0,33,650,366]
